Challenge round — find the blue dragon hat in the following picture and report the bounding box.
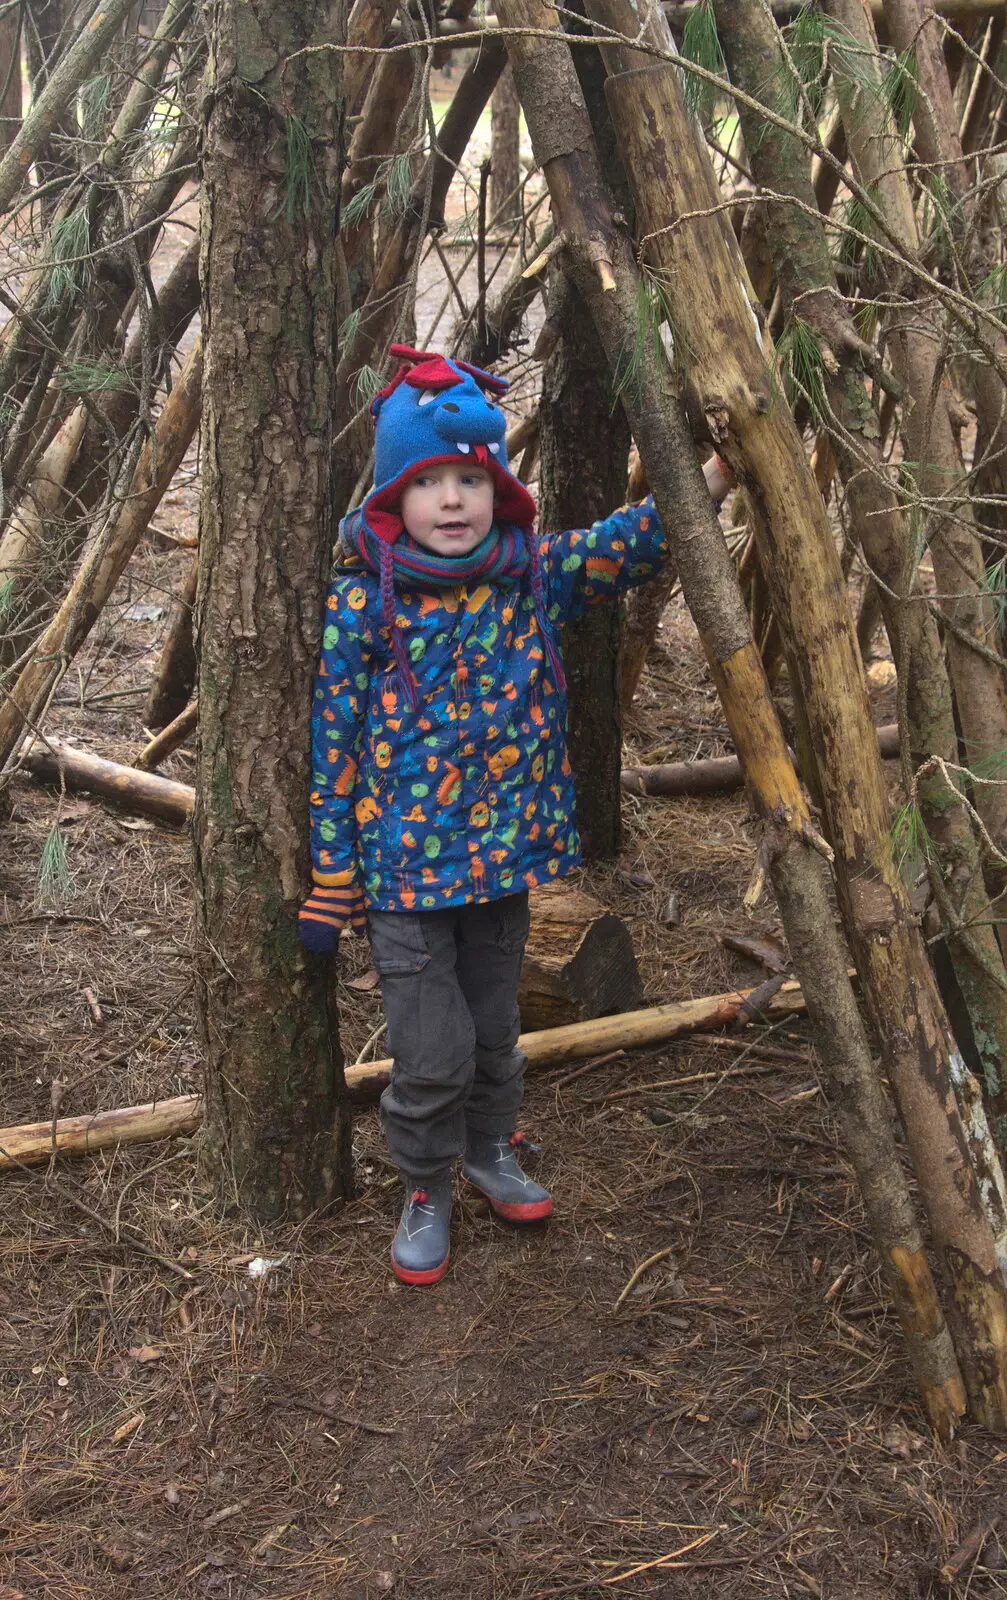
[362,343,537,544]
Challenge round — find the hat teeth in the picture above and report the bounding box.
[488,442,500,454]
[456,441,470,454]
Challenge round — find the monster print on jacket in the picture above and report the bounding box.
[309,496,667,912]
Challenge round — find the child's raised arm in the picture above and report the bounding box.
[537,494,668,624]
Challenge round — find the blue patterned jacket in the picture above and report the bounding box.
[309,498,667,910]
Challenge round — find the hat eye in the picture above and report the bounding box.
[416,389,437,407]
[441,401,460,413]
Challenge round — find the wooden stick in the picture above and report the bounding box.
[0,978,827,1171]
[0,1095,202,1172]
[939,1518,999,1583]
[135,699,198,772]
[622,723,899,798]
[19,737,194,825]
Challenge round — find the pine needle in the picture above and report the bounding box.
[0,575,13,624]
[43,209,94,312]
[383,153,414,218]
[36,824,74,909]
[776,315,829,423]
[680,0,726,121]
[883,46,918,144]
[613,269,680,406]
[352,364,384,407]
[58,361,132,395]
[983,554,1007,637]
[890,799,931,877]
[343,179,379,230]
[284,114,316,221]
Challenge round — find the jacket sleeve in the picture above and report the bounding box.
[537,495,668,624]
[308,572,374,885]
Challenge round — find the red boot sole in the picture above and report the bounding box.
[391,1248,450,1286]
[469,1183,553,1222]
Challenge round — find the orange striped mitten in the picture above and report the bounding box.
[298,874,367,952]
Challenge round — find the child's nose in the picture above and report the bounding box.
[440,477,463,503]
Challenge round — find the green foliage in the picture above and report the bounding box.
[679,0,726,122]
[835,187,881,279]
[890,799,931,877]
[921,170,952,254]
[352,363,384,408]
[613,269,681,406]
[775,315,829,423]
[80,73,110,144]
[342,180,379,229]
[283,114,316,221]
[57,361,131,395]
[42,208,93,312]
[777,6,865,125]
[338,309,361,352]
[383,154,414,218]
[983,553,1007,636]
[36,824,73,908]
[0,575,13,624]
[882,46,918,143]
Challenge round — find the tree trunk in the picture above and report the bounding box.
[538,278,629,860]
[0,339,203,772]
[146,553,198,731]
[195,0,350,1220]
[499,0,968,1434]
[714,0,1007,1125]
[596,36,1007,1424]
[0,7,22,156]
[490,62,522,223]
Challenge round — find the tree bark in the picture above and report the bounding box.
[0,7,22,156]
[594,29,1007,1423]
[0,339,203,772]
[714,0,1007,1125]
[145,553,198,731]
[538,278,629,859]
[490,62,522,223]
[499,0,968,1434]
[195,0,351,1220]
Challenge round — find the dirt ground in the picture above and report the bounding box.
[3,120,1007,1600]
[4,516,1007,1598]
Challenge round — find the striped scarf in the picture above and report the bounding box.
[342,510,566,707]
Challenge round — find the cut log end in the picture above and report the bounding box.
[519,882,642,1029]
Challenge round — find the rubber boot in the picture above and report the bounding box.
[390,1178,452,1285]
[463,1131,553,1221]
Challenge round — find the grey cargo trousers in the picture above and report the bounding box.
[367,892,531,1183]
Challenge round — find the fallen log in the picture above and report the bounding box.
[0,976,824,1170]
[19,738,194,824]
[520,882,642,1028]
[622,722,900,797]
[0,1095,203,1172]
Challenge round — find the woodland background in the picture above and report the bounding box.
[4,0,1007,1591]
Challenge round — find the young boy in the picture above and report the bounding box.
[299,343,711,1286]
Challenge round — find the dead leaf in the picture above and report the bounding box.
[119,819,156,833]
[346,967,380,992]
[883,1422,928,1460]
[866,659,897,691]
[129,1344,162,1363]
[374,1573,395,1594]
[252,1520,295,1560]
[164,1484,180,1506]
[96,1536,135,1571]
[721,931,791,973]
[112,1412,144,1443]
[203,1499,248,1529]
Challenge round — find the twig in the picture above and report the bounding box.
[613,1246,677,1309]
[550,1049,625,1089]
[266,1391,398,1436]
[939,1517,999,1583]
[598,1060,788,1103]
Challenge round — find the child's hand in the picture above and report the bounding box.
[627,446,649,501]
[298,879,368,952]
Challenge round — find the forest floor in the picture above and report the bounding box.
[5,505,1007,1599]
[4,118,1007,1600]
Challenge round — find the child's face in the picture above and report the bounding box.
[399,463,495,556]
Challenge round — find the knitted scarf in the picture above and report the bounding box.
[342,510,566,707]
